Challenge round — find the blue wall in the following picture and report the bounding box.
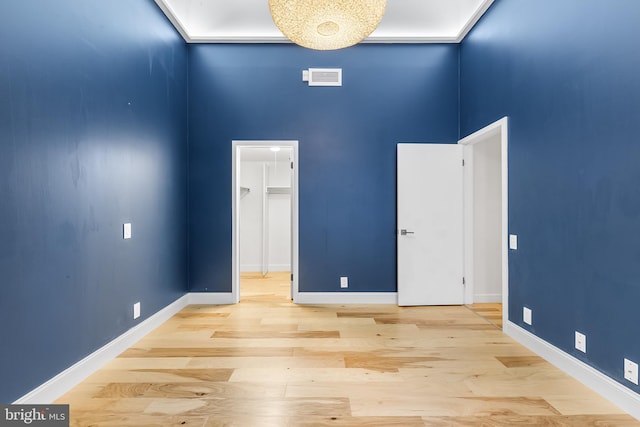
[7,0,637,405]
[0,0,188,402]
[461,0,640,392]
[188,44,459,293]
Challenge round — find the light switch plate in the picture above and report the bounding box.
[575,331,587,353]
[123,223,132,239]
[509,234,518,250]
[523,307,532,325]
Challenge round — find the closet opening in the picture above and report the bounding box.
[231,141,299,303]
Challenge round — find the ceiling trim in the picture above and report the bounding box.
[154,0,191,41]
[456,0,495,42]
[186,37,461,44]
[155,0,494,45]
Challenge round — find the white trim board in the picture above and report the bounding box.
[14,290,640,421]
[472,293,501,303]
[296,292,398,305]
[153,0,190,41]
[14,294,191,404]
[505,321,640,421]
[232,140,299,304]
[240,265,292,273]
[458,116,509,328]
[240,265,265,273]
[188,292,236,305]
[14,292,236,404]
[154,0,494,44]
[456,0,495,42]
[12,290,392,404]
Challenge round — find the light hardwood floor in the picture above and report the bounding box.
[466,303,503,329]
[56,272,639,426]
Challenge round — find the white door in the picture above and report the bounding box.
[397,143,464,306]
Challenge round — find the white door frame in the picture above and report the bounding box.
[458,117,508,326]
[232,140,299,304]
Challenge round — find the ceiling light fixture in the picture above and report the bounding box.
[269,0,386,51]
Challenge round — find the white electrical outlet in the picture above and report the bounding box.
[340,276,348,289]
[133,302,141,319]
[624,359,639,385]
[123,223,132,239]
[509,234,518,250]
[523,307,532,325]
[575,331,587,353]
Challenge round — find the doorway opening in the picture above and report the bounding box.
[232,141,299,304]
[459,117,508,328]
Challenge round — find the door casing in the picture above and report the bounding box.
[232,140,299,303]
[459,117,509,325]
[395,117,508,322]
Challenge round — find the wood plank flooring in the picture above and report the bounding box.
[56,272,639,426]
[466,303,503,329]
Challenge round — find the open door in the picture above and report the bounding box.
[397,143,464,306]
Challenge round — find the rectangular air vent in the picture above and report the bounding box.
[303,68,342,86]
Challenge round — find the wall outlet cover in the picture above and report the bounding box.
[133,302,141,320]
[509,234,518,250]
[575,331,587,353]
[624,358,639,385]
[523,307,532,325]
[340,276,348,288]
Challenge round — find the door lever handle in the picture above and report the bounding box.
[400,229,415,236]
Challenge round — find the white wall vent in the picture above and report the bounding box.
[302,68,342,86]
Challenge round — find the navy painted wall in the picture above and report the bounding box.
[188,44,459,293]
[0,0,188,402]
[461,0,640,392]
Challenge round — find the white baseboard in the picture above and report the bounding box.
[504,321,640,421]
[266,264,291,272]
[295,292,397,304]
[31,291,639,420]
[14,290,401,404]
[14,294,191,404]
[473,293,502,303]
[240,265,262,272]
[188,292,235,305]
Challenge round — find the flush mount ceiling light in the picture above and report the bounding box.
[268,0,386,50]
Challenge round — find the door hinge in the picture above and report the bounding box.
[462,277,466,285]
[462,159,465,166]
[291,273,294,282]
[291,161,294,169]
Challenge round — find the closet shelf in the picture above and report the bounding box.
[266,186,291,195]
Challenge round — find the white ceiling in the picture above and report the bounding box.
[240,146,293,163]
[154,0,495,44]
